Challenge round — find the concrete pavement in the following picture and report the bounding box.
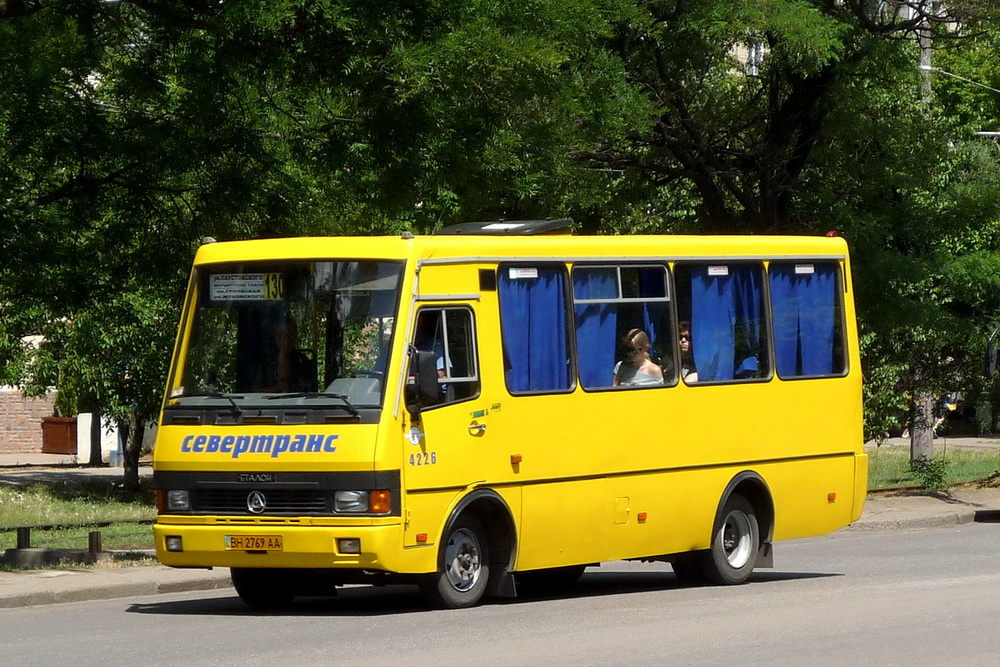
[2,444,1000,609]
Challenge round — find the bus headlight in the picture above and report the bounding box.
[334,490,392,514]
[165,490,191,512]
[334,491,369,513]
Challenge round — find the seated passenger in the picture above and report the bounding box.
[679,321,699,383]
[613,329,664,387]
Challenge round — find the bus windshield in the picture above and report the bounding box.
[169,259,404,410]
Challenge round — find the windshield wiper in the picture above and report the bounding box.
[262,392,359,416]
[173,391,244,416]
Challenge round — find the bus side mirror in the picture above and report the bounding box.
[986,343,997,378]
[406,349,440,417]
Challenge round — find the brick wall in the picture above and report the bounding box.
[0,387,56,454]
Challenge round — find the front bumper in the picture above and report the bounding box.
[153,519,409,571]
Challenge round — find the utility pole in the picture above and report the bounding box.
[918,15,933,104]
[912,2,935,463]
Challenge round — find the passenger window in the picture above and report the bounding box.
[411,307,480,406]
[769,262,846,378]
[674,263,769,383]
[498,265,573,393]
[572,265,674,390]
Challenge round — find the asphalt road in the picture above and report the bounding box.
[3,523,999,666]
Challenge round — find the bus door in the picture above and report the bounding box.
[403,304,487,503]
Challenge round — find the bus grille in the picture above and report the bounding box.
[191,489,328,515]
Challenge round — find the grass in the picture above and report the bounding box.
[0,478,156,554]
[868,443,1000,491]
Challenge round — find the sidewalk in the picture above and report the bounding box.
[3,456,1000,609]
[0,564,232,609]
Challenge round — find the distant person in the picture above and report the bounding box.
[613,329,664,387]
[679,321,699,383]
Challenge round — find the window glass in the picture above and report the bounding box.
[769,262,845,378]
[572,265,674,390]
[175,260,402,410]
[411,307,480,406]
[674,263,769,383]
[498,265,572,393]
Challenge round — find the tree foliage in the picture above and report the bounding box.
[2,0,1000,483]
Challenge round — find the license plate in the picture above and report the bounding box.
[225,535,283,551]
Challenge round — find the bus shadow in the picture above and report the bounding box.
[126,568,842,617]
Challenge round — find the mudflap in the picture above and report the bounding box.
[757,542,774,569]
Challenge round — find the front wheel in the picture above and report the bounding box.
[231,568,297,609]
[701,494,760,585]
[422,514,490,609]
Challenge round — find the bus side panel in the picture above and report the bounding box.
[517,479,614,571]
[602,471,720,560]
[515,454,858,571]
[515,469,725,570]
[765,454,858,541]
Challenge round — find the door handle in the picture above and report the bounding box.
[468,422,487,435]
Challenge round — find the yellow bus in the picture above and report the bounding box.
[153,221,867,608]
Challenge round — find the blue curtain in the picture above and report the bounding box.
[770,264,836,377]
[573,268,618,388]
[690,268,736,382]
[575,304,617,388]
[690,266,763,381]
[639,267,666,351]
[500,267,570,392]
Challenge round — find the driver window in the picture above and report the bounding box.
[412,307,480,407]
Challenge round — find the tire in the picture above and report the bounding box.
[231,568,297,609]
[422,514,491,609]
[701,494,760,585]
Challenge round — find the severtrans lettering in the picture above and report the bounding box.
[181,434,338,459]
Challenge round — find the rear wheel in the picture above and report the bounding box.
[422,514,490,609]
[701,494,759,585]
[230,568,297,609]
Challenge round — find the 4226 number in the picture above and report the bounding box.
[409,452,437,466]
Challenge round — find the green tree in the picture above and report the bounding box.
[4,0,1000,483]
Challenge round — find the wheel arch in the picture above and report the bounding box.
[716,471,775,548]
[442,489,518,597]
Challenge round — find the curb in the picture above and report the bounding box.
[0,573,232,610]
[845,509,977,532]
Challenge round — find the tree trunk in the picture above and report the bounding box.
[122,412,145,492]
[910,395,935,462]
[89,411,103,466]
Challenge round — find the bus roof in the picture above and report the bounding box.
[192,233,849,266]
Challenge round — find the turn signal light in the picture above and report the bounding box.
[370,490,391,514]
